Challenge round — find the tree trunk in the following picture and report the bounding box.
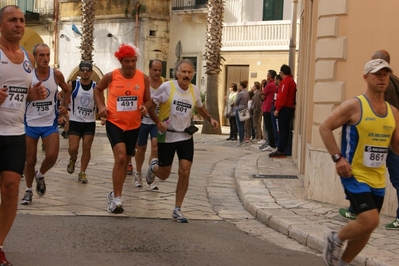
[202,75,222,134]
[201,0,224,134]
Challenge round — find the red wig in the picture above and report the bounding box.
[114,43,140,61]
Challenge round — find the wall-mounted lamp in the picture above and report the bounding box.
[107,33,113,38]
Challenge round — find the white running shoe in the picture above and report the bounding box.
[134,172,143,187]
[146,158,158,185]
[257,139,266,144]
[107,196,124,214]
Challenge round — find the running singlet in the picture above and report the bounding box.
[0,49,33,135]
[153,80,202,143]
[141,77,164,125]
[107,69,145,131]
[25,67,58,127]
[69,80,96,123]
[341,94,396,188]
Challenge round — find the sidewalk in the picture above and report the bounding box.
[235,146,398,266]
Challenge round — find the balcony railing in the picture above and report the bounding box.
[0,0,54,16]
[172,0,207,11]
[222,20,299,51]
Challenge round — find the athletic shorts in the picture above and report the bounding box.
[0,135,26,175]
[342,177,385,214]
[68,121,96,137]
[157,138,194,167]
[25,124,58,139]
[106,121,139,156]
[137,123,157,146]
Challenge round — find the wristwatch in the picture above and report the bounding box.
[331,153,343,163]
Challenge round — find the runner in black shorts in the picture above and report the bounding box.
[66,62,97,184]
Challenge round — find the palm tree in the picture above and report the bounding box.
[202,0,224,134]
[80,0,95,63]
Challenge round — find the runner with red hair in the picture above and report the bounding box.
[114,43,140,61]
[94,43,155,214]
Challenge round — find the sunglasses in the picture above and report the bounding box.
[80,68,91,72]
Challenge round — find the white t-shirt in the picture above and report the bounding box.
[152,80,203,143]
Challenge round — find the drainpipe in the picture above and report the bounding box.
[135,2,140,47]
[53,0,59,68]
[289,0,298,77]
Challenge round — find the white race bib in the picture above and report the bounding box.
[116,96,138,112]
[363,145,388,168]
[2,85,28,109]
[171,100,192,118]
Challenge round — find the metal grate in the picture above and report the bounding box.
[252,174,298,179]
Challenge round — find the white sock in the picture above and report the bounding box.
[333,232,343,245]
[0,245,3,251]
[36,170,44,178]
[26,188,33,192]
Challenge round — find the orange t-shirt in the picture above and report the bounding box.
[107,69,145,130]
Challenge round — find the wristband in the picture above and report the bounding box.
[331,153,343,163]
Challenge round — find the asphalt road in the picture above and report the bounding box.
[6,215,324,266]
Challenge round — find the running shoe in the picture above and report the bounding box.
[338,208,357,220]
[35,170,46,196]
[78,172,88,184]
[0,249,12,266]
[260,145,273,152]
[21,190,33,205]
[67,158,76,174]
[127,163,133,175]
[323,231,342,266]
[149,180,159,190]
[257,139,266,144]
[107,196,124,214]
[236,141,245,147]
[385,218,399,230]
[107,191,114,204]
[172,208,188,223]
[146,158,158,185]
[134,172,143,187]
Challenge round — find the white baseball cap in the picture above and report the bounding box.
[364,59,392,74]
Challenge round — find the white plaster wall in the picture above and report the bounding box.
[57,20,140,80]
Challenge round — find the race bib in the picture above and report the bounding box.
[116,96,138,112]
[363,145,388,168]
[76,106,93,118]
[2,85,28,109]
[32,101,52,115]
[171,100,192,118]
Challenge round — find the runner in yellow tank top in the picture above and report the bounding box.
[94,43,155,214]
[320,59,399,266]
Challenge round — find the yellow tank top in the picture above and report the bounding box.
[342,95,396,188]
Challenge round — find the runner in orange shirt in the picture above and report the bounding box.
[94,43,154,213]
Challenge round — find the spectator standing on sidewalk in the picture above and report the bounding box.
[133,59,167,190]
[235,80,249,146]
[320,59,399,266]
[339,50,399,230]
[21,43,69,205]
[269,65,296,158]
[145,59,219,223]
[0,5,47,265]
[94,43,153,214]
[66,62,97,184]
[244,89,254,143]
[260,70,277,152]
[225,83,238,141]
[251,81,263,142]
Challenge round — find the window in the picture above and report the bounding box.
[263,0,284,21]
